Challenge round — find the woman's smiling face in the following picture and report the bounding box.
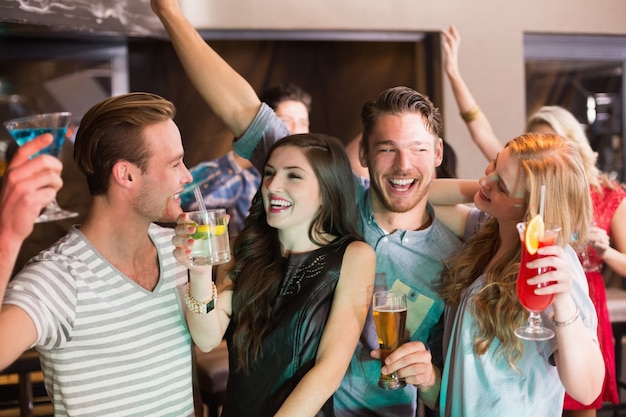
[474,147,526,221]
[261,145,321,234]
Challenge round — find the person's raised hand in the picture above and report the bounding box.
[0,133,63,241]
[441,25,462,79]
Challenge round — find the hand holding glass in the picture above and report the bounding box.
[515,221,561,341]
[4,112,78,222]
[373,291,407,389]
[578,219,601,272]
[187,209,230,265]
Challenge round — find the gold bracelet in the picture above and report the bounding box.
[185,282,218,315]
[461,105,481,123]
[552,307,580,327]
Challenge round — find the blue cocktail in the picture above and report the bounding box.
[10,127,68,157]
[4,112,79,222]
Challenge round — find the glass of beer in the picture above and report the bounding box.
[373,290,407,389]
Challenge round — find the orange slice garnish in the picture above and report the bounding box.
[524,215,545,255]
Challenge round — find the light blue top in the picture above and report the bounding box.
[439,208,598,417]
[234,103,463,417]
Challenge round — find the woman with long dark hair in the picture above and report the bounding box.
[174,133,375,417]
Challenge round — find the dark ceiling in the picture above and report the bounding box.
[0,0,163,38]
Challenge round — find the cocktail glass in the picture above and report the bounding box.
[4,112,78,222]
[373,291,407,389]
[187,209,231,266]
[514,221,561,341]
[577,219,601,273]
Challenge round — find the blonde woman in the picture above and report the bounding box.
[442,25,626,414]
[435,133,603,416]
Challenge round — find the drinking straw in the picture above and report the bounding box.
[193,186,207,214]
[539,184,546,220]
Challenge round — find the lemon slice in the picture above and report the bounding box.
[524,215,544,255]
[190,224,226,239]
[211,225,226,236]
[190,224,209,240]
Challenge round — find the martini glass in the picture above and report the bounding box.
[4,112,79,222]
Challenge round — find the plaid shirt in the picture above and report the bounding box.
[180,150,260,237]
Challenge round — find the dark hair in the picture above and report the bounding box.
[74,92,176,195]
[360,86,442,149]
[229,133,361,373]
[260,83,312,113]
[436,140,458,178]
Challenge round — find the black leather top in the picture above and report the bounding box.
[222,236,355,417]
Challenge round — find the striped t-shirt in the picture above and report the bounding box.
[5,224,194,416]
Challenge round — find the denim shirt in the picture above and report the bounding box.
[333,188,461,417]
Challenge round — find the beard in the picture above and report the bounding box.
[369,176,429,214]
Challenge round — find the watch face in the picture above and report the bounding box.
[202,299,215,314]
[185,283,217,314]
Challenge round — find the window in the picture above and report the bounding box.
[525,33,626,181]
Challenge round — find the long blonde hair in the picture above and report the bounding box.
[439,133,592,367]
[526,105,619,191]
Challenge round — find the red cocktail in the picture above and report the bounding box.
[514,219,560,341]
[517,232,558,312]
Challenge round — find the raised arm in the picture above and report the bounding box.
[151,0,261,138]
[442,25,503,161]
[428,178,478,238]
[275,241,375,416]
[429,178,479,206]
[0,133,63,370]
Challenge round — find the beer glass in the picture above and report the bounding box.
[373,291,407,389]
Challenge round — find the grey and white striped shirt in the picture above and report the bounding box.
[5,224,194,416]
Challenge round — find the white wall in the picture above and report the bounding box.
[180,0,626,178]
